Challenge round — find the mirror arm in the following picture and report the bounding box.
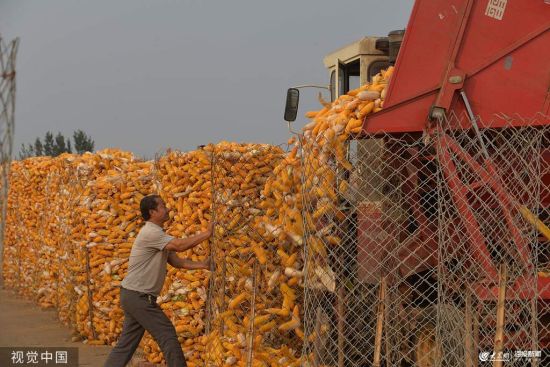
[291,84,330,90]
[287,121,301,136]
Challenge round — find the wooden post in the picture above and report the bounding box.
[493,264,507,367]
[84,246,97,340]
[204,223,217,335]
[218,259,227,337]
[472,299,479,367]
[204,249,215,335]
[205,148,217,336]
[530,296,538,367]
[384,282,391,367]
[373,276,387,367]
[16,226,21,293]
[465,288,474,367]
[313,307,322,367]
[337,286,345,367]
[246,261,258,367]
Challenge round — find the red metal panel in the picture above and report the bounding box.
[364,0,550,134]
[382,0,470,108]
[356,202,385,284]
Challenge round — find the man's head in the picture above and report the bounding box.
[140,195,170,223]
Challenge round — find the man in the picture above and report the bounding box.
[104,194,213,367]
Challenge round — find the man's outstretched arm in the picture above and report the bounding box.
[164,222,214,252]
[168,251,210,270]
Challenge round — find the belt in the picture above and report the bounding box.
[122,287,157,304]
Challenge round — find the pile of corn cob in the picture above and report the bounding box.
[298,66,394,260]
[142,148,213,366]
[218,67,394,366]
[1,66,394,366]
[73,150,154,344]
[53,154,85,327]
[250,139,308,366]
[2,157,62,306]
[1,159,27,293]
[204,142,296,367]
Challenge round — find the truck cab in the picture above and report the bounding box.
[323,31,404,100]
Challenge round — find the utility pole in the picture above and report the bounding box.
[0,35,20,286]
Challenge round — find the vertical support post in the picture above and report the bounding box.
[493,263,507,367]
[384,283,391,367]
[218,259,227,337]
[337,286,345,367]
[56,253,61,313]
[373,276,387,367]
[246,261,258,367]
[16,217,21,293]
[0,37,19,287]
[530,296,538,367]
[313,307,322,367]
[205,146,217,336]
[204,252,215,335]
[473,302,479,367]
[465,288,474,367]
[84,246,97,340]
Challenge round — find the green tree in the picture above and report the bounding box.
[43,131,55,156]
[18,130,95,159]
[18,143,34,160]
[33,138,43,156]
[73,129,95,154]
[53,132,68,156]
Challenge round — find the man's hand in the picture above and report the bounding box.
[198,258,212,270]
[207,222,215,236]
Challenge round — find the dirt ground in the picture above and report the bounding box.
[0,287,112,366]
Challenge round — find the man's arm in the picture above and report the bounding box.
[168,251,210,270]
[165,222,214,252]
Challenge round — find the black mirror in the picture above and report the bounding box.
[284,88,300,122]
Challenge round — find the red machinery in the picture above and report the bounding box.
[364,0,550,132]
[354,0,550,356]
[286,1,550,363]
[361,0,550,293]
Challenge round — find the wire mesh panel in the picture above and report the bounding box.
[206,142,300,367]
[3,158,54,301]
[299,114,550,367]
[300,132,440,367]
[154,149,213,366]
[2,160,24,292]
[538,122,550,366]
[55,155,83,328]
[435,114,548,367]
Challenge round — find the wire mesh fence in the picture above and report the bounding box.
[299,113,549,367]
[152,148,213,366]
[434,117,546,367]
[0,109,548,367]
[205,142,309,367]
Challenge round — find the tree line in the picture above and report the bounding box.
[19,130,95,159]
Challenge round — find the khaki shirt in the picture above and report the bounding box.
[121,221,174,296]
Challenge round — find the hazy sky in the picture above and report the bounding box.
[1,0,413,158]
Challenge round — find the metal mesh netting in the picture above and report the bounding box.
[205,142,309,366]
[299,114,549,367]
[434,116,548,367]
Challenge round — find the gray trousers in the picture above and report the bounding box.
[103,287,187,367]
